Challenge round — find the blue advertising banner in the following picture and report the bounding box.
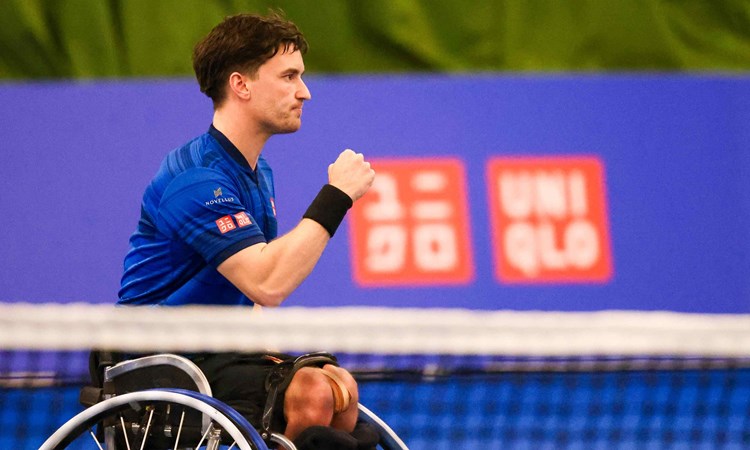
[1,75,748,312]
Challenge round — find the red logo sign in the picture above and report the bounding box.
[486,156,613,283]
[349,158,474,286]
[234,212,252,228]
[215,215,236,234]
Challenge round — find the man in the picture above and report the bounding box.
[118,11,375,445]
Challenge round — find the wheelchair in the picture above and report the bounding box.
[41,353,408,450]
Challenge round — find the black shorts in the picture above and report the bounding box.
[187,352,295,433]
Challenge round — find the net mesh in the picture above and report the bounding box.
[2,303,750,449]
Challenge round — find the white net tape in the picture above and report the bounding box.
[1,303,750,356]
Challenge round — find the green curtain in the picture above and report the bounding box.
[1,0,749,79]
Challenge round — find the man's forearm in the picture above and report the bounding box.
[217,219,330,306]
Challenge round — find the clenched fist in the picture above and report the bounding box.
[328,149,375,202]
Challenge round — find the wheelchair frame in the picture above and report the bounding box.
[41,353,409,450]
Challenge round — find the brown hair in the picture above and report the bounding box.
[192,12,308,106]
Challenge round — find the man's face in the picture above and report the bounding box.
[248,47,311,135]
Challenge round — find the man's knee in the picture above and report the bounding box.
[285,365,358,421]
[321,364,358,411]
[286,367,335,417]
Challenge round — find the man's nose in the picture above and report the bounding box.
[297,79,311,100]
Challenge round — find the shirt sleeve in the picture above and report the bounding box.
[157,167,266,267]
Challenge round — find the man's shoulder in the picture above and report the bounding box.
[154,133,233,181]
[146,133,232,202]
[163,132,222,170]
[161,165,237,203]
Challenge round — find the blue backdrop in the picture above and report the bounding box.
[1,75,748,312]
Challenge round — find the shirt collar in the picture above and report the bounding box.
[208,124,253,171]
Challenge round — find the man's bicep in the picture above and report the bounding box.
[216,242,271,303]
[159,169,266,264]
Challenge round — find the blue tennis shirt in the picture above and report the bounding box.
[118,125,278,306]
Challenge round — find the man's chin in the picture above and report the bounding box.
[274,122,302,135]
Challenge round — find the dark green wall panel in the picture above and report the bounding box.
[1,0,748,79]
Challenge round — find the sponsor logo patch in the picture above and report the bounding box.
[234,212,252,227]
[215,215,236,234]
[205,196,236,206]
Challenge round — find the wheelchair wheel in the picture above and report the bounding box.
[40,388,268,450]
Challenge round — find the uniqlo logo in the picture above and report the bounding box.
[215,216,236,234]
[349,158,474,286]
[234,212,252,227]
[487,156,613,283]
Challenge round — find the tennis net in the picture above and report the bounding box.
[1,303,749,449]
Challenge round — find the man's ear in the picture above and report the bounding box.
[228,72,251,100]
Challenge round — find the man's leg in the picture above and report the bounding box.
[190,353,285,431]
[282,364,359,440]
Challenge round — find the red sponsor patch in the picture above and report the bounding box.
[215,215,236,234]
[349,158,474,286]
[234,212,252,227]
[486,156,613,283]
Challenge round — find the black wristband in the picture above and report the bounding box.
[303,184,353,237]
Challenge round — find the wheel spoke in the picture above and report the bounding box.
[138,407,155,450]
[88,430,104,450]
[172,409,186,450]
[120,415,132,450]
[194,423,212,448]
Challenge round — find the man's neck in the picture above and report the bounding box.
[212,108,269,170]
